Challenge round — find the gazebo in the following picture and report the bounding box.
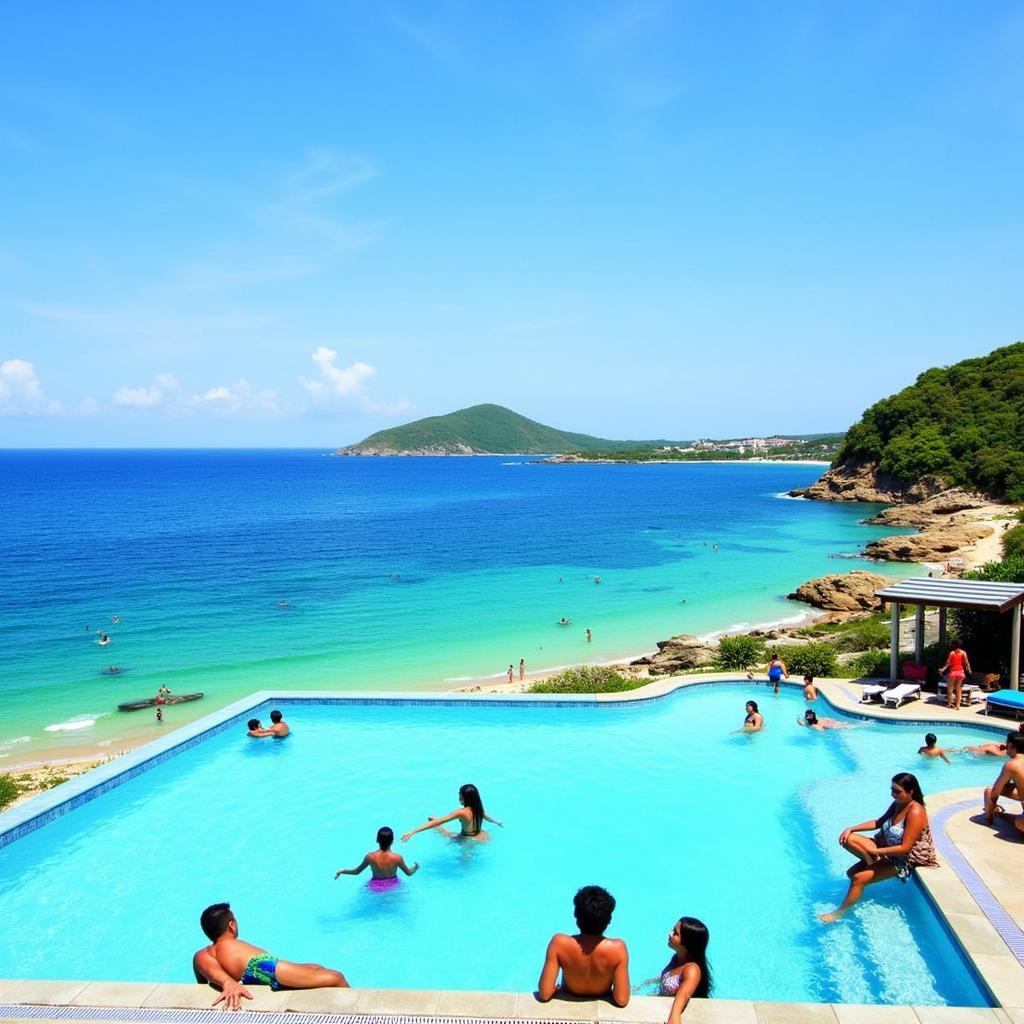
[874,577,1024,688]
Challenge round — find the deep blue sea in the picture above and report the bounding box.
[0,451,910,760]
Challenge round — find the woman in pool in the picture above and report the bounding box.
[401,784,503,843]
[819,771,938,923]
[797,710,849,731]
[736,701,763,733]
[660,916,711,1022]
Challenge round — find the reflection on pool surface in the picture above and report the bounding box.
[0,685,1005,1005]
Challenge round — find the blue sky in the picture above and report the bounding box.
[1,2,1022,446]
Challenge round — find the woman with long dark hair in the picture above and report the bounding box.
[819,772,938,922]
[400,784,503,843]
[660,917,711,1021]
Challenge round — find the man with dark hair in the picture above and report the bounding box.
[537,885,629,1006]
[250,709,289,738]
[984,732,1024,836]
[193,902,347,1009]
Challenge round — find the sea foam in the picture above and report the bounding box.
[44,714,106,733]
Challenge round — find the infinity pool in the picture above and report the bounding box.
[0,686,1005,1005]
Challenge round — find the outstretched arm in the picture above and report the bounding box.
[483,812,504,827]
[335,855,369,878]
[402,809,463,843]
[399,856,420,876]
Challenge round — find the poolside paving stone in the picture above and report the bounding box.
[282,986,364,1013]
[140,983,280,1010]
[435,989,519,1017]
[911,1007,1011,1023]
[832,1005,919,1024]
[593,994,671,1023]
[514,992,599,1021]
[71,983,160,1007]
[353,987,442,1015]
[753,1000,838,1023]
[0,981,90,1005]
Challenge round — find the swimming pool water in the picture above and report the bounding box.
[0,686,1005,1006]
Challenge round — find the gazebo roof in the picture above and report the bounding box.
[875,577,1024,613]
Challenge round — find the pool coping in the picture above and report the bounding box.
[2,674,1023,1015]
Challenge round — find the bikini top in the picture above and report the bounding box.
[660,967,681,996]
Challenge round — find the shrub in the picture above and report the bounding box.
[780,642,839,678]
[833,618,892,653]
[528,665,645,695]
[1003,523,1024,560]
[950,555,1024,676]
[716,635,765,671]
[0,775,20,811]
[848,649,916,678]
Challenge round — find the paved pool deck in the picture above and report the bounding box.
[1,672,1023,1021]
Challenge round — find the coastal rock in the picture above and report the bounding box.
[635,634,717,675]
[864,524,992,562]
[864,489,990,526]
[790,459,952,504]
[788,571,891,612]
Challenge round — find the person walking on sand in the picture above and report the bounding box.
[508,664,514,684]
[335,827,419,891]
[766,653,788,695]
[519,658,525,681]
[939,639,971,710]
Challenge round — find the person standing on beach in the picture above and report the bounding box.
[939,640,971,710]
[507,664,514,684]
[766,653,788,695]
[519,659,525,681]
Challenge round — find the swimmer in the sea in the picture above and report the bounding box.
[112,615,121,624]
[918,733,951,764]
[558,617,571,626]
[335,827,418,891]
[99,632,111,646]
[585,628,592,642]
[402,783,503,843]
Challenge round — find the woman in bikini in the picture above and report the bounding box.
[401,783,503,843]
[659,917,711,1022]
[939,639,971,710]
[819,771,938,922]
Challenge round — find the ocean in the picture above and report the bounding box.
[0,450,909,762]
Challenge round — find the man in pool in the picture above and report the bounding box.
[983,731,1024,836]
[193,902,348,1009]
[537,885,630,1007]
[334,826,419,890]
[249,709,289,738]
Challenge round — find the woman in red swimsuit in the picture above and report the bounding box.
[940,639,972,710]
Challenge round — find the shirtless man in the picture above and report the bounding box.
[538,885,629,1007]
[250,709,289,738]
[983,732,1024,835]
[802,675,818,701]
[335,826,419,889]
[918,733,951,764]
[192,903,347,1009]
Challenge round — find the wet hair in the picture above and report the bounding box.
[804,710,818,724]
[269,710,283,723]
[1007,732,1024,754]
[676,917,712,998]
[377,826,394,850]
[746,701,759,713]
[803,675,813,684]
[924,733,937,747]
[247,719,261,731]
[200,902,234,941]
[459,783,484,833]
[891,772,925,806]
[573,885,615,935]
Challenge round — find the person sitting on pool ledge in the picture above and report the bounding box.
[192,902,348,1009]
[735,701,763,733]
[537,885,630,1006]
[335,826,419,890]
[401,783,502,843]
[983,731,1024,836]
[249,709,289,738]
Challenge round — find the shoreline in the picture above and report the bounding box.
[2,494,1012,780]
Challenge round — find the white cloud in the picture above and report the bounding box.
[189,379,279,416]
[113,386,162,408]
[0,358,62,415]
[300,346,410,415]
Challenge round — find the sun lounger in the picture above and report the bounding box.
[985,689,1024,720]
[937,680,982,705]
[881,683,922,708]
[860,683,889,704]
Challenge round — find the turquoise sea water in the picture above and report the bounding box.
[0,688,1000,1004]
[0,451,912,761]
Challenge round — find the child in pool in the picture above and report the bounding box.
[334,827,419,891]
[918,733,951,764]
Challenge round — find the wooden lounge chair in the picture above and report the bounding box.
[882,683,922,708]
[985,689,1024,720]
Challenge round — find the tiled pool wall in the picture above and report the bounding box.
[0,678,1012,850]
